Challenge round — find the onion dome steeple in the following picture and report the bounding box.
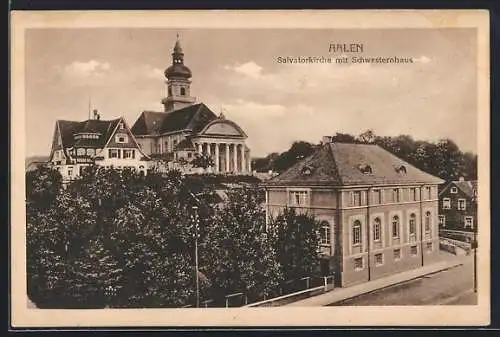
[165,35,192,79]
[161,35,196,112]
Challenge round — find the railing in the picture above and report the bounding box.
[439,229,474,243]
[244,275,336,308]
[180,274,336,308]
[225,292,247,308]
[440,237,472,255]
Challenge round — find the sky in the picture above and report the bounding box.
[24,28,477,158]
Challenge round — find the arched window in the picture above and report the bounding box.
[319,221,331,245]
[352,220,362,246]
[392,215,400,238]
[168,86,172,96]
[180,87,186,96]
[373,217,382,242]
[425,211,432,233]
[409,213,416,236]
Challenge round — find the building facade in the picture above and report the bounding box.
[438,179,478,232]
[131,37,251,174]
[48,110,149,183]
[263,139,445,287]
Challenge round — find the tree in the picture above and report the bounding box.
[26,164,62,211]
[27,189,97,308]
[357,129,376,144]
[27,166,206,308]
[272,141,317,173]
[191,153,214,170]
[270,208,321,282]
[330,132,357,143]
[200,187,283,302]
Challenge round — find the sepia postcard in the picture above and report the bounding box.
[10,10,490,328]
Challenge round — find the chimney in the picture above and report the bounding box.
[459,176,465,182]
[93,109,98,120]
[322,136,333,144]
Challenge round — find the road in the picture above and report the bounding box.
[329,254,477,306]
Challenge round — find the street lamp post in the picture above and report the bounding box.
[473,224,478,293]
[192,205,200,308]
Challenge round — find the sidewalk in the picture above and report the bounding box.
[286,254,467,307]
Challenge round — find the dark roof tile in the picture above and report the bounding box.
[266,142,444,187]
[131,103,218,136]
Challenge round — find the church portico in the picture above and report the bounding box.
[194,140,249,174]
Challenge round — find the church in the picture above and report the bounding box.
[130,37,252,174]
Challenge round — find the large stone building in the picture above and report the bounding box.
[130,37,251,174]
[263,138,445,287]
[48,110,149,183]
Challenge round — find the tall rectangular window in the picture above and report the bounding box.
[425,186,432,200]
[438,215,446,227]
[289,190,309,207]
[392,189,399,203]
[319,221,331,245]
[350,191,361,206]
[409,213,417,236]
[373,218,382,242]
[392,215,400,238]
[352,221,362,246]
[442,198,451,209]
[458,199,466,210]
[372,189,381,205]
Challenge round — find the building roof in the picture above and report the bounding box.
[175,138,195,150]
[265,142,445,187]
[57,118,122,149]
[450,180,478,198]
[131,103,218,136]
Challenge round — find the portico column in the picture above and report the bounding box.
[225,143,230,173]
[240,144,245,173]
[247,149,251,173]
[197,143,202,155]
[233,143,238,173]
[215,143,220,173]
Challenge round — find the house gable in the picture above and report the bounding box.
[103,118,150,159]
[201,120,246,137]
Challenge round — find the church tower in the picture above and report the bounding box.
[161,36,196,112]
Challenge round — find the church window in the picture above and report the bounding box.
[168,87,172,96]
[180,87,186,96]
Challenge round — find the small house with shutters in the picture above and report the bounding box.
[263,137,445,287]
[438,178,478,232]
